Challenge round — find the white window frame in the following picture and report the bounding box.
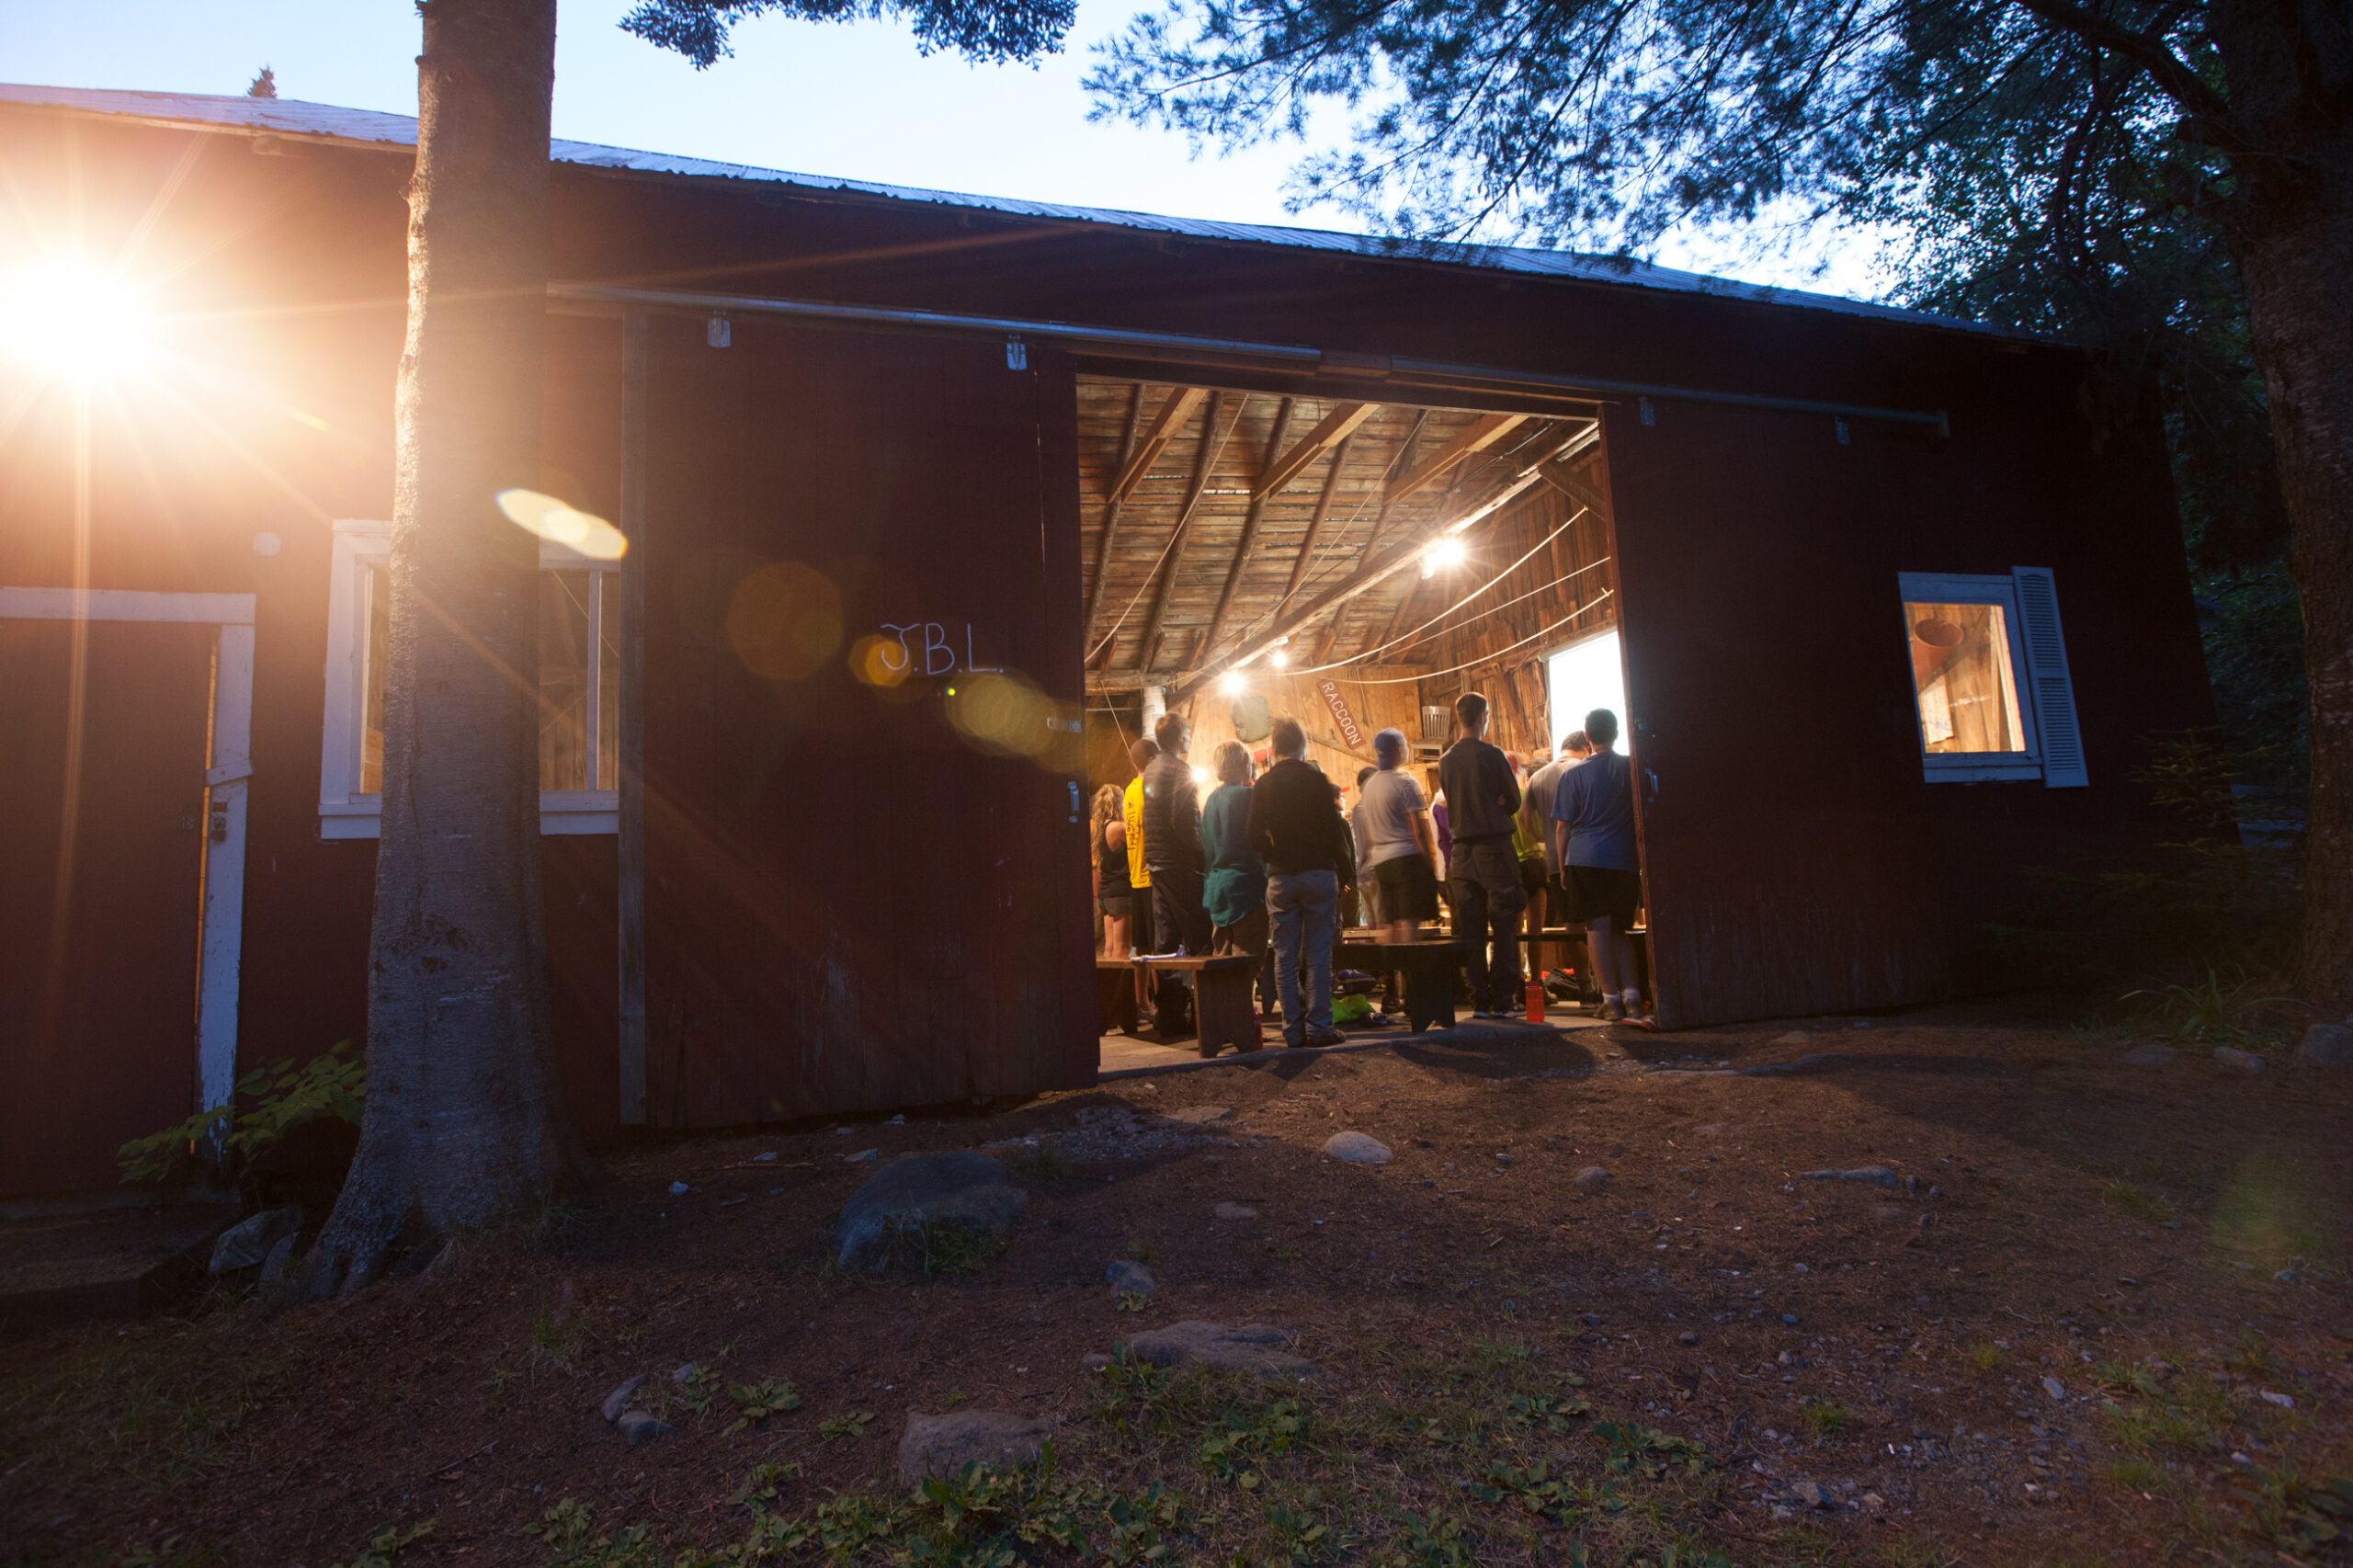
[320,518,620,837]
[1896,568,2086,788]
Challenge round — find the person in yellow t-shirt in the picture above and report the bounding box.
[1122,736,1157,957]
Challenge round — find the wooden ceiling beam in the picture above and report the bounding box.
[1133,390,1239,670]
[1082,384,1147,635]
[1252,401,1377,497]
[1384,413,1527,506]
[1106,385,1207,503]
[1199,396,1296,665]
[1279,428,1356,607]
[1175,423,1587,699]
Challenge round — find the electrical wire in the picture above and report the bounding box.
[1289,504,1592,675]
[1336,590,1615,685]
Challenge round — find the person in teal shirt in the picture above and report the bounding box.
[1199,740,1272,1048]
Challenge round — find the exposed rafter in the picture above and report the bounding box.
[1280,428,1356,608]
[1199,397,1295,665]
[1384,413,1526,505]
[1252,401,1377,497]
[1082,384,1146,633]
[1133,390,1238,670]
[1106,385,1206,503]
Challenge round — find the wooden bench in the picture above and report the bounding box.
[1096,954,1261,1058]
[1331,939,1475,1033]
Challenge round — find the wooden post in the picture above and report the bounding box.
[617,311,649,1127]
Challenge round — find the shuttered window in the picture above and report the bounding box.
[1895,570,2085,788]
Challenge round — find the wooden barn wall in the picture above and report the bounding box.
[635,317,1095,1127]
[1407,478,1619,761]
[0,102,2220,1180]
[1603,392,2213,1028]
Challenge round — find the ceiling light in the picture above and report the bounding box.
[1269,650,1290,669]
[1219,671,1246,696]
[1427,537,1468,571]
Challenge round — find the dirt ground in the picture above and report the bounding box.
[3,1002,2348,1568]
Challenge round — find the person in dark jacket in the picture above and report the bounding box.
[1140,712,1210,958]
[1245,715,1354,1047]
[1437,691,1526,1015]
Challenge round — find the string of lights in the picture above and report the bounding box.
[1335,590,1615,686]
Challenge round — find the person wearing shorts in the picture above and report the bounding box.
[1358,727,1440,942]
[1550,707,1644,1020]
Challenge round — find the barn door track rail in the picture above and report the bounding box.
[547,283,1950,436]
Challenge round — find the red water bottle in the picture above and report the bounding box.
[1526,978,1547,1022]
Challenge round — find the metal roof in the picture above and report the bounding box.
[0,81,2017,340]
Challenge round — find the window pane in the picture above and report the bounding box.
[360,562,390,794]
[597,572,620,793]
[540,571,593,791]
[1905,600,2027,755]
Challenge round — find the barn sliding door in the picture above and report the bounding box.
[1601,401,1949,1028]
[638,319,1093,1124]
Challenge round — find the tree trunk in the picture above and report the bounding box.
[302,0,589,1299]
[2214,1,2353,1006]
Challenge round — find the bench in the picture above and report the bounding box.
[1096,954,1261,1058]
[1330,939,1476,1033]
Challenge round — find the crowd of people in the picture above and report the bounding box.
[1086,691,1649,1051]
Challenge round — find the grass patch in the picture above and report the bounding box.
[0,1313,298,1494]
[1969,1341,2006,1370]
[1798,1398,1856,1439]
[2104,1457,2164,1491]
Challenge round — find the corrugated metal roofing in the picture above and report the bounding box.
[0,81,2015,339]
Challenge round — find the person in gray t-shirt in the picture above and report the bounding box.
[1549,708,1645,1020]
[1358,728,1440,943]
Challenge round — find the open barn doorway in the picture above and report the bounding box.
[1068,377,1639,1070]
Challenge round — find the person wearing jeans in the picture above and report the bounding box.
[1436,691,1526,1015]
[1246,714,1355,1048]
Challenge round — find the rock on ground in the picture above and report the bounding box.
[1574,1165,1611,1192]
[1803,1165,1900,1188]
[1165,1105,1231,1124]
[617,1409,674,1447]
[898,1410,1052,1487]
[2120,1043,2178,1066]
[2294,1023,2353,1067]
[599,1375,648,1422]
[2211,1047,2266,1074]
[1105,1259,1156,1294]
[836,1152,1028,1271]
[1120,1321,1313,1377]
[208,1206,302,1275]
[1213,1202,1257,1221]
[256,1233,297,1285]
[1322,1131,1391,1164]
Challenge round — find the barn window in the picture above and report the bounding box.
[1896,569,2086,788]
[319,519,621,836]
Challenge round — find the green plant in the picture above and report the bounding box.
[1125,1235,1154,1262]
[1472,1458,1584,1523]
[1258,1501,1335,1565]
[1504,1390,1590,1432]
[119,1041,366,1187]
[1389,1509,1477,1568]
[1593,1421,1709,1478]
[2105,1457,2163,1491]
[1117,1290,1152,1314]
[1007,1144,1068,1180]
[820,1408,875,1441]
[2230,1464,2353,1557]
[727,1379,802,1434]
[1799,1398,1855,1438]
[668,1364,721,1417]
[331,1520,434,1568]
[2122,968,2294,1047]
[728,1460,801,1508]
[873,1214,1006,1278]
[1198,1398,1306,1484]
[1969,1342,2006,1370]
[529,1500,665,1568]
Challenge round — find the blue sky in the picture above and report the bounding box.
[5,0,1882,297]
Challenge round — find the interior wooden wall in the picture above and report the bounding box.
[1404,468,1618,763]
[1087,667,1426,807]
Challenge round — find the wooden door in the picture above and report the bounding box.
[0,619,214,1194]
[1601,403,1949,1028]
[640,321,1093,1124]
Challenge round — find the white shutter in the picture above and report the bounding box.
[2011,566,2086,788]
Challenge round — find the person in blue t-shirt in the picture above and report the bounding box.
[1549,707,1644,1020]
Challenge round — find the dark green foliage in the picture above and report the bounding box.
[1979,733,2301,993]
[622,0,1072,68]
[118,1041,365,1189]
